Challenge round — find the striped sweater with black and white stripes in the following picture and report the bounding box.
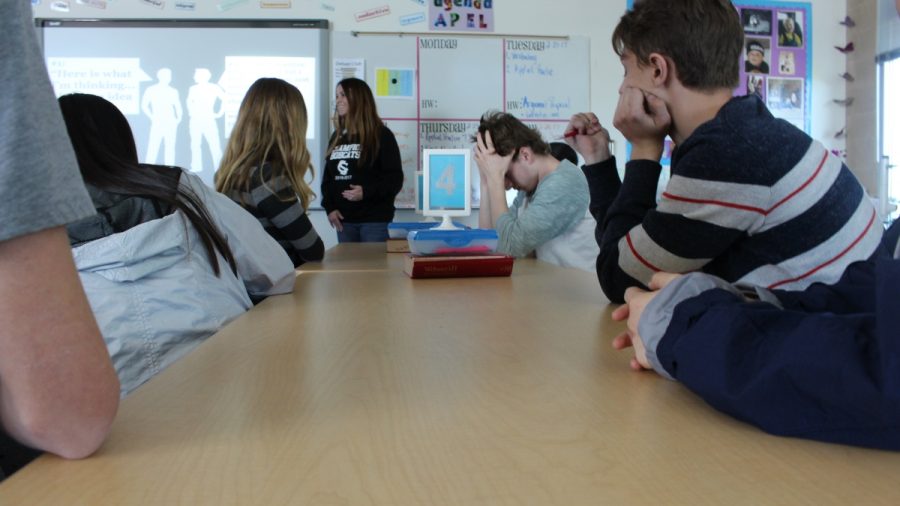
[584,95,882,303]
[224,163,324,268]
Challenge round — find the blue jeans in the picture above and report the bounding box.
[337,222,389,243]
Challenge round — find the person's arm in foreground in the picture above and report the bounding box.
[0,227,119,459]
[613,267,900,450]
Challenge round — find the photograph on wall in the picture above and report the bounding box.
[776,10,804,48]
[741,8,773,35]
[744,37,771,74]
[767,77,804,129]
[778,50,797,75]
[747,74,765,100]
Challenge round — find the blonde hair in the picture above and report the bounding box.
[215,78,315,210]
[327,78,383,167]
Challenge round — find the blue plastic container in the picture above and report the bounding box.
[407,229,499,256]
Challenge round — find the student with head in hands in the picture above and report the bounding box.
[60,93,295,398]
[0,0,119,478]
[565,0,881,303]
[474,112,597,271]
[321,77,403,243]
[216,77,324,267]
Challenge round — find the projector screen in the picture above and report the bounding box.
[37,19,330,204]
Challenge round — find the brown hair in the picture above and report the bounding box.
[611,0,743,90]
[215,78,315,210]
[472,111,550,161]
[327,77,384,167]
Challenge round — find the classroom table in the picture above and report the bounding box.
[294,242,394,272]
[2,244,900,504]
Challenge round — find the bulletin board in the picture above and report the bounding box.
[735,1,813,134]
[625,0,813,168]
[331,32,590,208]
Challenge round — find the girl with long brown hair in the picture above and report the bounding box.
[321,78,403,242]
[216,77,324,266]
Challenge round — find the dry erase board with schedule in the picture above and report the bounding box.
[332,32,590,208]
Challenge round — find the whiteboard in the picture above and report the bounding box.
[331,32,590,208]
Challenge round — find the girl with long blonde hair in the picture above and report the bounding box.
[321,78,403,242]
[216,77,323,266]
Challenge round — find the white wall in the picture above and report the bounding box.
[33,0,852,249]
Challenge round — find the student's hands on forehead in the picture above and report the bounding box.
[473,130,513,181]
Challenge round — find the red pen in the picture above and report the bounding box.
[557,130,577,140]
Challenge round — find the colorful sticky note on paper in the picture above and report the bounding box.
[375,68,415,98]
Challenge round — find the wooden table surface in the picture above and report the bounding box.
[3,244,899,504]
[296,242,397,272]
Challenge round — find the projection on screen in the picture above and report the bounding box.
[40,21,325,186]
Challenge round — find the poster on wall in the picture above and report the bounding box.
[624,0,813,165]
[736,2,812,133]
[429,0,494,32]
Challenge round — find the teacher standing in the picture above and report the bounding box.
[321,78,403,243]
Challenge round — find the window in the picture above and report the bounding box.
[881,57,900,221]
[877,0,900,222]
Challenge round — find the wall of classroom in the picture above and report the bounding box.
[32,0,856,250]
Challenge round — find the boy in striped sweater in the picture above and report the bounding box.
[565,0,881,303]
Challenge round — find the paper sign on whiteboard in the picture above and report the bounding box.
[375,68,415,99]
[334,58,365,83]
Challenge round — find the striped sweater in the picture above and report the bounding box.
[225,164,324,268]
[585,95,882,303]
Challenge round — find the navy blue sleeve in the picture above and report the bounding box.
[773,222,896,314]
[582,157,661,302]
[656,258,900,450]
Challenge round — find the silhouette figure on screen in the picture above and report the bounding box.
[141,68,182,166]
[186,68,225,173]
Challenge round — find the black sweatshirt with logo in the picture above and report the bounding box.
[321,125,403,223]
